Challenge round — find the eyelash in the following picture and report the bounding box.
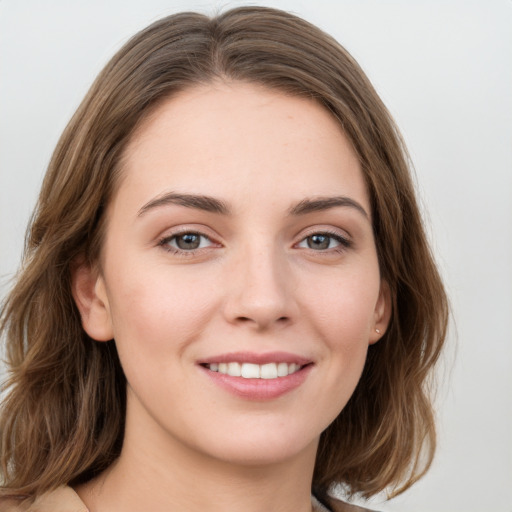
[295,230,352,253]
[158,231,216,256]
[157,229,352,256]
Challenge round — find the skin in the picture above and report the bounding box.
[73,82,390,512]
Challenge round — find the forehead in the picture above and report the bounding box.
[116,82,368,212]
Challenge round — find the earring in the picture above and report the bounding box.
[375,328,381,334]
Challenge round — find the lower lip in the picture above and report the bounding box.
[199,365,313,400]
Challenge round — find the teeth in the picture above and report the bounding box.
[277,362,288,377]
[207,362,302,379]
[260,363,277,379]
[241,363,260,378]
[227,362,241,377]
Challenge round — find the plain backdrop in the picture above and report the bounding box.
[1,1,511,511]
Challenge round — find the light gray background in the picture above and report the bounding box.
[1,1,511,511]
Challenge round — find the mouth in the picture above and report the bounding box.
[202,361,305,379]
[198,352,313,400]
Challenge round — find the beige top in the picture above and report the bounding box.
[1,486,87,512]
[1,486,376,512]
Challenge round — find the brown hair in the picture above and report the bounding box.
[0,6,448,501]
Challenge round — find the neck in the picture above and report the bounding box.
[76,394,318,512]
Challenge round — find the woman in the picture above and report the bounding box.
[0,7,448,512]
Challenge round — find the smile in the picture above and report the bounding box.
[199,352,313,399]
[205,362,302,379]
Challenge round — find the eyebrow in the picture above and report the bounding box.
[137,192,231,217]
[288,196,369,219]
[137,192,368,220]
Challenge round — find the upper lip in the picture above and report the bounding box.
[198,351,313,366]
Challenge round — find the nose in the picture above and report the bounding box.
[222,243,297,330]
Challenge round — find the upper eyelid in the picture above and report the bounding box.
[157,224,220,240]
[296,225,352,240]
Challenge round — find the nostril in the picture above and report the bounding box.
[236,316,252,322]
[234,315,290,326]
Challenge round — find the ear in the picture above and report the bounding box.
[71,258,114,342]
[369,280,392,345]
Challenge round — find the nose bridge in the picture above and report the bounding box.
[224,237,294,328]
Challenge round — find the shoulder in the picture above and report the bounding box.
[0,486,88,512]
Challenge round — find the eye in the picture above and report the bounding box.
[160,232,214,252]
[297,232,350,251]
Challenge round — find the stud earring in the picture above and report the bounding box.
[375,328,381,334]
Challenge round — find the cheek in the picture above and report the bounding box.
[297,267,380,404]
[105,264,220,364]
[309,281,378,409]
[301,269,380,346]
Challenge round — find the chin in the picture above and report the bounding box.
[191,422,320,467]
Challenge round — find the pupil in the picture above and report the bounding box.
[308,234,329,250]
[177,233,200,250]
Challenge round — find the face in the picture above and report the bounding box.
[75,82,390,468]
